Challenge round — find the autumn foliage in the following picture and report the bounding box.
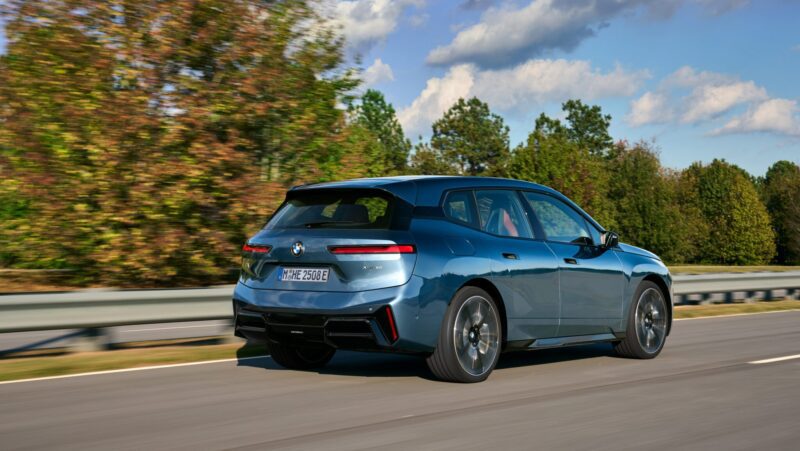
[0,0,362,284]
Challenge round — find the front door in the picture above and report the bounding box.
[522,192,624,336]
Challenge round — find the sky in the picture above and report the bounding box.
[1,1,798,175]
[332,0,800,175]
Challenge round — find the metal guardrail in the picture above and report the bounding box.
[1,272,799,335]
[0,286,234,334]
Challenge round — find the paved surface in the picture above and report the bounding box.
[2,311,799,450]
[0,321,231,353]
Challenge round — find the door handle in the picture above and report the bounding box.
[564,258,578,265]
[502,253,519,260]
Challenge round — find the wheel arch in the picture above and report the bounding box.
[642,273,673,335]
[459,278,508,348]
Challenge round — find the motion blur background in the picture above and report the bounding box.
[1,0,798,290]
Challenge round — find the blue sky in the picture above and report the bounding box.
[1,1,798,175]
[334,0,800,175]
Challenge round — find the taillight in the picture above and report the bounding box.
[328,244,415,254]
[242,244,271,253]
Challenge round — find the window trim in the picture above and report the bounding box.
[438,188,544,242]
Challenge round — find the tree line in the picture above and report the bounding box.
[1,1,798,286]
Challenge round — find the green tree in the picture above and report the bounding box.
[760,161,800,264]
[408,142,460,175]
[429,97,510,176]
[562,99,613,157]
[507,107,614,228]
[0,0,356,283]
[607,142,704,263]
[349,89,411,174]
[681,160,775,265]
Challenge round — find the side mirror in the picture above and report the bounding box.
[602,231,619,249]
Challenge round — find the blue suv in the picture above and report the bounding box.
[233,176,672,382]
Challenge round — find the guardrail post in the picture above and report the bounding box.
[70,328,112,353]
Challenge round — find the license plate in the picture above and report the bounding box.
[279,267,330,283]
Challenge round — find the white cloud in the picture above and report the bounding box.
[333,0,424,54]
[426,0,751,68]
[426,0,643,68]
[627,92,673,126]
[628,66,768,127]
[398,65,475,138]
[713,99,800,136]
[398,59,647,137]
[361,58,394,86]
[681,81,767,123]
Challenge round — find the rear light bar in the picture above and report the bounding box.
[328,244,415,254]
[242,244,271,253]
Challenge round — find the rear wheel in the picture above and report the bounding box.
[615,281,668,359]
[268,342,335,370]
[427,287,502,383]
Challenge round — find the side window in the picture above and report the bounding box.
[475,190,534,239]
[524,192,590,244]
[443,190,477,227]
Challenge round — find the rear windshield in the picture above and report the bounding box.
[265,189,394,230]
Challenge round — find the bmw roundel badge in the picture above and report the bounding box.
[291,241,304,257]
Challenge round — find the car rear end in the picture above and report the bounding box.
[233,184,430,354]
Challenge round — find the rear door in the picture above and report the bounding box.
[241,189,416,292]
[522,192,624,336]
[467,190,560,339]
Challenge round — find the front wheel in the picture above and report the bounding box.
[615,281,669,359]
[268,342,335,370]
[426,287,502,383]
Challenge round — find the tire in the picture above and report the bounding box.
[614,281,669,359]
[268,342,336,370]
[426,287,502,383]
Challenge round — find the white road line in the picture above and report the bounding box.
[749,354,800,365]
[0,355,269,386]
[674,309,800,321]
[124,324,221,333]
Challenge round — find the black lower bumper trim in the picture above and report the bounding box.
[233,304,394,351]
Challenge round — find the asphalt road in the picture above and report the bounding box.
[2,311,799,450]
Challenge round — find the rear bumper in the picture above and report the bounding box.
[232,275,433,353]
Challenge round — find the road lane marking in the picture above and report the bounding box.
[675,309,800,321]
[0,355,269,385]
[124,324,222,332]
[749,354,800,365]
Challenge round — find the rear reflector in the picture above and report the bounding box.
[242,244,271,253]
[328,245,415,254]
[384,306,399,342]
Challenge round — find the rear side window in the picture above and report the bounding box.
[475,190,534,238]
[443,190,477,227]
[524,192,590,244]
[266,190,393,230]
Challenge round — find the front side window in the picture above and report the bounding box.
[265,190,392,230]
[524,192,591,244]
[475,190,534,238]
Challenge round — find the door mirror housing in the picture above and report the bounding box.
[602,231,619,249]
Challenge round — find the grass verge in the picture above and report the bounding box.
[669,265,800,274]
[674,299,800,319]
[0,340,266,383]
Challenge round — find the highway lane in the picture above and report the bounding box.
[2,311,799,450]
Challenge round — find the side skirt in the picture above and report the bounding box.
[505,333,620,352]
